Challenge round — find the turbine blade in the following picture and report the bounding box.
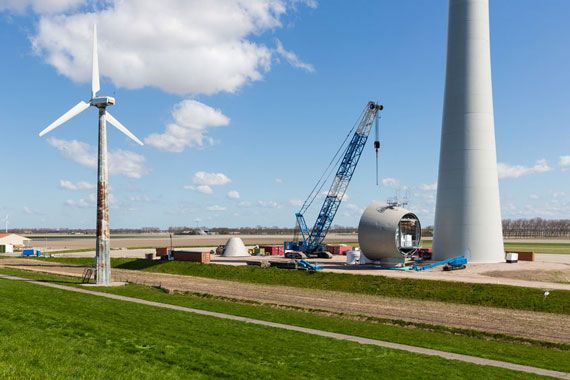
[39,101,90,137]
[92,24,100,98]
[106,112,144,146]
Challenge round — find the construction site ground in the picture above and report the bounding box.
[37,247,570,291]
[0,257,568,344]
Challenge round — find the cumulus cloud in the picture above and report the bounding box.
[227,190,240,200]
[206,205,226,212]
[289,199,303,207]
[184,185,214,195]
[258,200,281,208]
[31,0,315,95]
[59,179,95,190]
[184,171,231,194]
[65,193,96,208]
[0,0,82,14]
[419,182,437,191]
[382,177,400,187]
[559,155,570,170]
[192,171,231,186]
[497,159,552,179]
[47,137,147,178]
[66,192,118,208]
[145,100,230,153]
[275,39,314,73]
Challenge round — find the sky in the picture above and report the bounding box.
[0,0,568,229]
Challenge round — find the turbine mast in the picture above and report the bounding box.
[96,106,111,284]
[433,0,504,262]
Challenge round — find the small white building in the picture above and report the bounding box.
[0,233,30,248]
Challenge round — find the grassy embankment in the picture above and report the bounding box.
[336,241,570,254]
[30,257,570,314]
[420,241,570,254]
[0,271,547,379]
[0,268,568,375]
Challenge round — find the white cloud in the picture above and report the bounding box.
[289,199,303,207]
[275,178,283,184]
[559,155,570,170]
[0,0,82,14]
[238,201,253,208]
[258,200,281,208]
[497,159,552,179]
[108,150,147,179]
[59,179,95,190]
[128,195,152,203]
[184,171,231,194]
[529,194,539,200]
[275,39,314,73]
[419,182,437,191]
[184,185,214,195]
[192,171,231,186]
[339,202,363,218]
[65,192,118,209]
[31,0,315,95]
[145,100,230,153]
[206,205,226,212]
[47,138,147,179]
[65,193,96,208]
[382,177,400,187]
[227,190,240,200]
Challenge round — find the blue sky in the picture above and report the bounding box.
[0,0,568,229]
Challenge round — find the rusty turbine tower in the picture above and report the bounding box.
[39,25,144,285]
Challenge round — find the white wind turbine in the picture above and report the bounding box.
[39,25,143,285]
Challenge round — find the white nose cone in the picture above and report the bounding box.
[222,237,250,257]
[433,0,505,263]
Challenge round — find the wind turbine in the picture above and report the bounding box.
[3,214,8,233]
[39,25,143,285]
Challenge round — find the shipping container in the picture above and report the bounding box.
[260,245,284,256]
[171,250,210,263]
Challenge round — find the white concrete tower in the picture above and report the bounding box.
[433,0,504,262]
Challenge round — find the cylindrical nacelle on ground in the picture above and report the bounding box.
[358,202,421,265]
[433,0,505,262]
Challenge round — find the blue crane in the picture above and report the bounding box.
[287,101,383,257]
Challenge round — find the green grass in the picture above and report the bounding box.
[30,256,570,314]
[2,268,569,373]
[419,241,570,254]
[0,271,544,379]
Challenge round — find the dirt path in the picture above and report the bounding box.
[1,273,567,380]
[1,258,569,344]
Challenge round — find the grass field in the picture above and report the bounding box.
[1,268,569,374]
[0,272,544,379]
[36,257,570,314]
[420,241,570,254]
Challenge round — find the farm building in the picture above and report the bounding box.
[0,233,30,248]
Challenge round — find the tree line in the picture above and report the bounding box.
[502,218,570,238]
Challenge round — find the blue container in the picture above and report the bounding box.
[22,248,35,257]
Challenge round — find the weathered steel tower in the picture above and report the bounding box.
[433,0,504,262]
[40,25,143,283]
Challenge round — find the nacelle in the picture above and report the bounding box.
[91,96,116,107]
